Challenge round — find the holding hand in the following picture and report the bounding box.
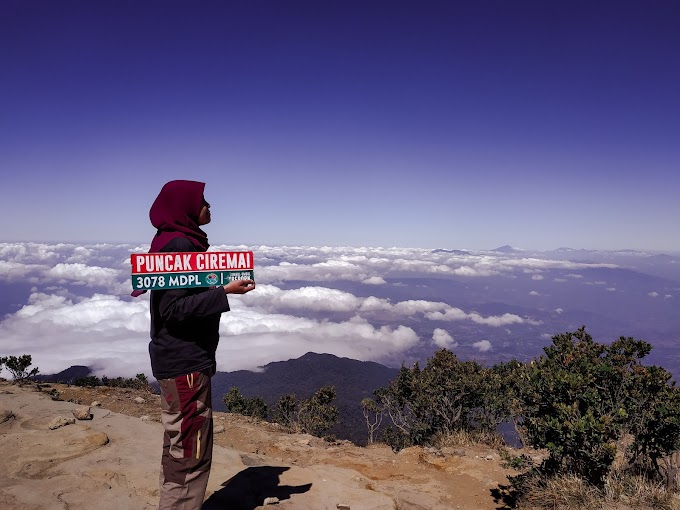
[223,279,256,294]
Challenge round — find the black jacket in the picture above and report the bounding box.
[148,237,230,380]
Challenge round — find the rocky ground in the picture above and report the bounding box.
[0,380,524,509]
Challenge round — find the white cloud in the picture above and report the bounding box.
[46,263,127,293]
[394,299,448,316]
[529,291,540,296]
[606,287,616,292]
[241,284,540,327]
[0,241,626,378]
[555,308,564,314]
[0,260,50,281]
[0,290,420,378]
[665,294,673,299]
[215,301,419,371]
[0,292,150,378]
[425,307,469,321]
[468,312,540,327]
[362,276,386,285]
[472,340,492,352]
[432,328,458,349]
[648,292,659,298]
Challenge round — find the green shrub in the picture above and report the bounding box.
[374,349,506,447]
[297,385,339,436]
[222,387,268,420]
[275,393,297,428]
[74,376,103,387]
[74,374,150,390]
[380,425,410,452]
[273,386,339,437]
[519,327,680,486]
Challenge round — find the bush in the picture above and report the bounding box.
[374,349,506,448]
[0,355,39,382]
[222,387,268,420]
[297,385,339,436]
[626,366,680,489]
[519,327,680,487]
[74,374,151,390]
[74,376,103,387]
[273,386,339,437]
[380,425,410,452]
[275,393,298,429]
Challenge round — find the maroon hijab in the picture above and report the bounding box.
[149,180,210,253]
[131,180,209,297]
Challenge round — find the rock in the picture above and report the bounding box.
[0,410,15,424]
[133,396,145,404]
[337,504,351,510]
[297,438,311,446]
[485,454,494,461]
[443,448,466,457]
[214,425,225,434]
[49,416,75,430]
[72,406,92,420]
[140,415,151,422]
[263,496,280,505]
[91,401,101,407]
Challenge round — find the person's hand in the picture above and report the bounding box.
[223,279,255,294]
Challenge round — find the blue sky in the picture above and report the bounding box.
[1,0,678,251]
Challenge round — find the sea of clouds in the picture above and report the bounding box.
[0,242,643,379]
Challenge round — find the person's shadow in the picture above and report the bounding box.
[202,466,312,510]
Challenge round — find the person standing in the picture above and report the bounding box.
[135,180,255,509]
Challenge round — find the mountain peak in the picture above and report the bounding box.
[492,245,523,253]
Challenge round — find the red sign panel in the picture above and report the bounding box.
[131,251,254,275]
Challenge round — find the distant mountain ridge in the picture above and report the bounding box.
[36,365,92,383]
[492,245,524,253]
[211,352,399,444]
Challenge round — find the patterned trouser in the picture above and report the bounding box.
[158,371,213,510]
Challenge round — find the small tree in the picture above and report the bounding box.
[135,373,148,387]
[222,387,268,420]
[297,385,339,436]
[361,398,383,445]
[275,394,298,430]
[2,355,39,383]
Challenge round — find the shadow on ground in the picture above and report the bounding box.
[490,483,518,509]
[202,466,312,510]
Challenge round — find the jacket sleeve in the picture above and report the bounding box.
[155,237,230,323]
[159,287,230,323]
